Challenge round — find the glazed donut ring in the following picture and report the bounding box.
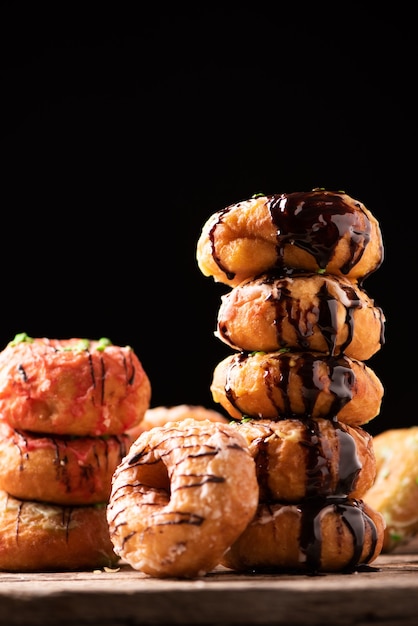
[365,427,418,552]
[228,418,376,501]
[126,404,228,442]
[196,189,384,287]
[0,335,151,436]
[0,422,130,505]
[216,271,385,360]
[107,418,259,578]
[0,489,118,572]
[211,350,384,427]
[220,498,385,573]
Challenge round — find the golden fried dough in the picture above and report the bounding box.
[228,418,376,501]
[365,426,418,552]
[220,498,385,573]
[211,351,384,427]
[0,335,151,436]
[0,422,130,505]
[197,189,384,287]
[0,490,118,572]
[107,418,259,578]
[216,271,385,359]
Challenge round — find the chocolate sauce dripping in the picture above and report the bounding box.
[332,419,362,495]
[299,419,333,497]
[264,273,361,355]
[299,497,379,572]
[209,206,236,281]
[268,191,371,276]
[208,191,379,283]
[224,352,355,419]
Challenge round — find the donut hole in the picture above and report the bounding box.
[135,457,171,494]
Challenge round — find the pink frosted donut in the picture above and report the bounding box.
[0,335,151,436]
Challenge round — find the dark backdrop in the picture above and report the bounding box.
[2,6,416,435]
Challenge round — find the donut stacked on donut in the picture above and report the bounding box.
[0,333,151,571]
[196,188,387,573]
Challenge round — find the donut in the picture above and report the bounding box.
[211,350,384,427]
[126,404,228,442]
[0,422,131,505]
[107,418,259,578]
[0,334,152,436]
[365,426,418,552]
[228,418,376,501]
[216,271,385,360]
[220,498,385,573]
[0,489,118,572]
[196,189,384,287]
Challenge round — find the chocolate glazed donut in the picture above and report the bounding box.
[196,189,384,287]
[216,271,385,360]
[211,350,384,427]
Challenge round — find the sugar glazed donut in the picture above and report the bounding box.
[0,335,152,436]
[228,418,376,502]
[107,418,259,578]
[216,271,385,360]
[365,427,418,552]
[0,489,118,572]
[0,422,131,505]
[220,498,385,573]
[196,189,384,287]
[211,350,384,427]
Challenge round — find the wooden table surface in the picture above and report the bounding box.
[0,545,417,626]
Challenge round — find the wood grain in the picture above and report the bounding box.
[0,550,417,625]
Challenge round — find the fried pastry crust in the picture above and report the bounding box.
[220,498,385,573]
[211,350,384,427]
[216,271,385,360]
[0,489,118,572]
[365,426,418,552]
[0,422,130,505]
[107,418,259,578]
[197,189,383,287]
[228,417,376,501]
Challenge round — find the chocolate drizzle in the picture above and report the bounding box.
[10,429,129,495]
[207,190,383,283]
[203,189,385,574]
[224,352,355,419]
[268,191,372,276]
[299,496,379,572]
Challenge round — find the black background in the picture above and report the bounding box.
[1,6,416,436]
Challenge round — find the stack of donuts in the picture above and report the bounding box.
[0,333,151,572]
[196,188,387,573]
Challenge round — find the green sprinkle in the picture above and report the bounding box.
[251,192,265,198]
[317,268,326,274]
[10,332,33,346]
[96,337,113,352]
[63,339,90,353]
